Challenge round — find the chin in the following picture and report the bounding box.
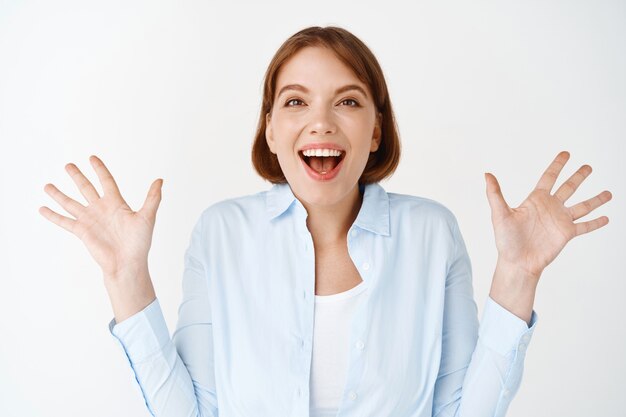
[291,179,356,208]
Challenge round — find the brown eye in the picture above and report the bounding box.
[285,98,304,107]
[340,98,360,107]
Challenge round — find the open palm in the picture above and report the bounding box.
[485,151,612,278]
[39,155,163,277]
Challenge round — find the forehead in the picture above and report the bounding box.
[274,46,369,96]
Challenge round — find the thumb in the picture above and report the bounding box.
[139,178,163,220]
[484,172,509,217]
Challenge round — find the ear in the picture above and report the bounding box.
[370,112,382,152]
[265,112,276,154]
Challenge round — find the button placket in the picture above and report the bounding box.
[301,228,314,304]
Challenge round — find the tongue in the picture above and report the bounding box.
[309,156,339,174]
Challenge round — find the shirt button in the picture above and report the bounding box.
[303,290,307,299]
[297,387,302,397]
[356,340,365,350]
[349,391,358,400]
[301,339,305,349]
[362,262,370,271]
[519,343,526,351]
[522,334,531,343]
[350,229,358,237]
[503,389,510,397]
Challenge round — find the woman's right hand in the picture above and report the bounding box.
[39,155,163,280]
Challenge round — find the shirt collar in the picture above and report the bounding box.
[265,182,390,236]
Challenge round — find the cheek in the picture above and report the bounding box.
[271,117,299,139]
[275,130,304,157]
[343,112,375,132]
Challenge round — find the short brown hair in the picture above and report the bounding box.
[251,26,401,185]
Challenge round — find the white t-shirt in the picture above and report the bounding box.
[309,280,368,417]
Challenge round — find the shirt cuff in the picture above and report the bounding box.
[478,296,538,357]
[108,298,171,363]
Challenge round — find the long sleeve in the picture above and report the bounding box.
[109,214,218,417]
[432,219,538,417]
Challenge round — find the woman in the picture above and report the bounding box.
[39,26,612,417]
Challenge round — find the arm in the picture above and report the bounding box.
[431,219,538,417]
[109,214,218,417]
[433,151,611,416]
[39,156,218,415]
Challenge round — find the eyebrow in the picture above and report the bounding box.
[276,83,369,100]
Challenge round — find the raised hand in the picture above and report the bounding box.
[40,155,163,277]
[40,155,164,322]
[485,151,612,280]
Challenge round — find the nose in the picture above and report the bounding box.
[308,106,337,136]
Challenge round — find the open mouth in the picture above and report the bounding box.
[299,150,345,175]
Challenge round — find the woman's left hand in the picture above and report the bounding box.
[485,151,612,281]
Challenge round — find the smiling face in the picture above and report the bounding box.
[265,46,382,208]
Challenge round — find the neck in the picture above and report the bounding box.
[300,184,363,246]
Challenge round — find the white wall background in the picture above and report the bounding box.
[1,1,624,416]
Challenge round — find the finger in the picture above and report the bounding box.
[43,183,86,218]
[89,155,122,197]
[568,190,613,221]
[65,162,101,204]
[38,206,77,234]
[535,151,570,192]
[574,216,609,237]
[554,164,592,203]
[139,178,163,221]
[484,172,509,218]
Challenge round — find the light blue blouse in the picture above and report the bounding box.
[109,182,538,417]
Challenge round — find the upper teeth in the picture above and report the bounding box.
[302,149,343,157]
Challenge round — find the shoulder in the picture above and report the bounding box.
[384,190,463,257]
[386,190,459,228]
[197,189,268,229]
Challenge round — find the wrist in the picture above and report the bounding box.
[103,258,150,282]
[494,257,542,285]
[489,258,540,327]
[103,265,156,324]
